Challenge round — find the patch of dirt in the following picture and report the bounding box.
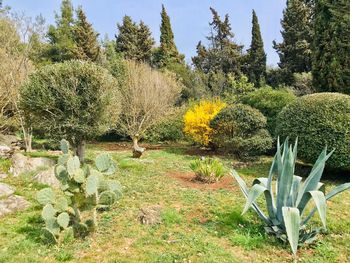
[167,171,237,191]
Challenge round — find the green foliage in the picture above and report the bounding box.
[20,60,121,152]
[155,4,184,67]
[240,86,296,135]
[273,0,313,83]
[232,138,350,255]
[210,104,272,157]
[190,157,226,183]
[312,0,350,94]
[276,93,350,170]
[292,72,314,95]
[36,139,122,244]
[73,7,100,62]
[144,107,186,142]
[245,10,266,87]
[115,16,155,63]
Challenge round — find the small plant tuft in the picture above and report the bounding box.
[190,157,226,183]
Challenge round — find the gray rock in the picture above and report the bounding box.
[0,183,15,198]
[0,195,30,217]
[0,134,20,147]
[33,166,60,188]
[0,173,8,179]
[138,205,162,225]
[0,145,13,159]
[10,153,55,177]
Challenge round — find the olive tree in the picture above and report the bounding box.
[118,60,180,157]
[20,60,121,162]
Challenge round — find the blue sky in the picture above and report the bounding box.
[6,0,286,66]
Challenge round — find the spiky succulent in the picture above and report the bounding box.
[232,138,350,255]
[36,139,122,244]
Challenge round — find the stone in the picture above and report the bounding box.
[33,167,60,188]
[0,134,20,147]
[0,173,8,179]
[0,195,30,217]
[0,145,14,159]
[138,205,162,225]
[10,153,55,177]
[0,183,15,198]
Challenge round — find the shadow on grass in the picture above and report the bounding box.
[16,215,44,244]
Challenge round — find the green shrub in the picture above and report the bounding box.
[232,138,350,255]
[144,107,186,142]
[190,158,226,183]
[276,93,350,170]
[240,86,296,135]
[20,60,121,162]
[210,104,272,157]
[36,140,122,244]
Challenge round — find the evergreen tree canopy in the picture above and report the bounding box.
[192,7,243,76]
[46,0,78,62]
[115,15,154,63]
[156,4,184,67]
[273,0,313,82]
[74,7,101,62]
[312,0,350,94]
[245,10,266,87]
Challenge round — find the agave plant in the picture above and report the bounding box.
[232,138,350,255]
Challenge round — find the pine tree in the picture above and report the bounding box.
[312,0,350,94]
[192,7,243,76]
[136,21,155,63]
[156,4,184,67]
[273,0,313,83]
[46,0,78,62]
[245,10,266,87]
[115,16,154,63]
[74,7,100,62]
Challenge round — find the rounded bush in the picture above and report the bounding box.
[20,60,121,147]
[276,93,350,170]
[210,104,273,157]
[240,86,296,135]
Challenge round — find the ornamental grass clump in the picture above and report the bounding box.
[232,138,350,255]
[190,157,226,183]
[36,139,122,244]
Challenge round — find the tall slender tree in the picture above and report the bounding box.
[273,0,313,83]
[136,21,155,63]
[156,4,184,67]
[312,0,350,94]
[245,10,266,87]
[74,7,100,62]
[46,0,78,62]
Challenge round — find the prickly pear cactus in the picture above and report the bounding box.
[36,139,122,244]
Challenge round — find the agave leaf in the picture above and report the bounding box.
[308,191,326,228]
[231,170,270,224]
[287,176,303,207]
[255,175,277,219]
[302,183,350,226]
[282,207,300,255]
[297,149,333,213]
[276,137,283,177]
[292,137,298,175]
[252,178,268,188]
[243,184,266,214]
[276,147,294,221]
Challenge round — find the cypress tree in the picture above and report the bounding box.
[157,4,184,67]
[273,0,313,82]
[46,0,78,62]
[246,10,266,87]
[312,0,350,94]
[74,7,100,62]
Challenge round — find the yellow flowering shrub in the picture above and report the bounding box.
[183,99,226,146]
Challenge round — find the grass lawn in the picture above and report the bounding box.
[0,143,350,263]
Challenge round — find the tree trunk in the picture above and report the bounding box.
[23,127,32,152]
[132,135,145,158]
[75,140,86,163]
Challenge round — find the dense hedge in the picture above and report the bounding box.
[240,86,296,136]
[210,104,272,157]
[276,93,350,171]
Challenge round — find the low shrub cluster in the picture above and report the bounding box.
[190,157,226,183]
[276,93,350,171]
[210,104,273,157]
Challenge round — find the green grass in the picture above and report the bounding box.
[0,143,350,262]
